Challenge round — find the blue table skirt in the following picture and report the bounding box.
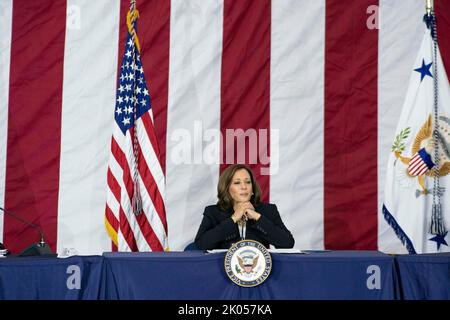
[0,251,447,300]
[395,252,450,300]
[102,251,398,300]
[0,255,104,300]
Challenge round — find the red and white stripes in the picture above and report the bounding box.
[408,153,430,176]
[0,0,449,254]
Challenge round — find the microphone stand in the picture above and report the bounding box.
[0,207,55,256]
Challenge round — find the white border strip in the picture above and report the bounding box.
[0,0,13,243]
[57,0,120,254]
[270,0,326,249]
[166,0,224,250]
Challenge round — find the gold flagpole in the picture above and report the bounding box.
[426,0,433,16]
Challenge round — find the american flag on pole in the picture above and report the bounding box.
[104,1,168,252]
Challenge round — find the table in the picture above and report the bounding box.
[0,255,103,299]
[1,251,448,300]
[395,252,450,300]
[102,251,398,300]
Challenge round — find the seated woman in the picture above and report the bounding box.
[194,164,295,250]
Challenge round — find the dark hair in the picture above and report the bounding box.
[217,164,261,211]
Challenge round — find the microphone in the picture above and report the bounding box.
[0,206,55,256]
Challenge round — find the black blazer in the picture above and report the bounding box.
[194,203,295,250]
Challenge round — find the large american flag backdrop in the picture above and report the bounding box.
[0,0,449,254]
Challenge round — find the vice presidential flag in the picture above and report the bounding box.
[382,17,450,254]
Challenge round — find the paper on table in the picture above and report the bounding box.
[206,249,228,253]
[268,248,305,254]
[207,248,305,254]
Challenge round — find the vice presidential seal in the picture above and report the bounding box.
[224,240,272,287]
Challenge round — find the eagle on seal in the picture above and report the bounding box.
[237,253,259,274]
[394,114,450,195]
